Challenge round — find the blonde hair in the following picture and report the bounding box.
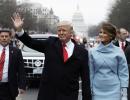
[57,21,74,34]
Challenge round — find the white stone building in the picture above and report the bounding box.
[72,6,87,38]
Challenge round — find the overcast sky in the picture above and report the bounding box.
[28,0,116,26]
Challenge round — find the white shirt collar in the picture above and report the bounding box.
[64,40,74,58]
[118,40,126,46]
[65,40,74,48]
[0,45,9,50]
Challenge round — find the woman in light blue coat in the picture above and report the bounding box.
[89,22,129,100]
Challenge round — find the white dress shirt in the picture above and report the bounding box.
[119,40,126,48]
[65,40,74,58]
[0,45,9,82]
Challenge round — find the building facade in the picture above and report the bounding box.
[16,0,59,33]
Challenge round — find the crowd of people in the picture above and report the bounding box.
[0,12,129,100]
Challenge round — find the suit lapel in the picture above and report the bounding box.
[67,44,81,62]
[54,39,64,62]
[8,46,13,70]
[125,41,129,50]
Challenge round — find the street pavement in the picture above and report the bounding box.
[16,88,38,100]
[16,88,82,100]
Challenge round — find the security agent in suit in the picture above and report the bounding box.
[12,13,92,100]
[113,28,130,51]
[113,28,130,100]
[0,29,26,100]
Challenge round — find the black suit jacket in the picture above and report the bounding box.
[125,46,130,100]
[125,45,130,68]
[17,33,91,100]
[8,46,26,97]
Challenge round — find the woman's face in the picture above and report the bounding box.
[99,29,112,45]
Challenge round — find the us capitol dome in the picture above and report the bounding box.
[72,6,88,38]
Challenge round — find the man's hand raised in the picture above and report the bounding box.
[11,12,24,32]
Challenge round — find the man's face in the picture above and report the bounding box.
[119,28,128,41]
[57,25,72,43]
[0,32,11,47]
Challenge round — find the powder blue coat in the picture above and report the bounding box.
[89,42,129,100]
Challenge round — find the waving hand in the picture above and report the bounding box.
[11,13,24,32]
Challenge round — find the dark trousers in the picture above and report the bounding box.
[0,82,15,100]
[128,88,130,100]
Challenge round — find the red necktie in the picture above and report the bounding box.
[121,42,125,51]
[62,44,68,62]
[0,48,5,80]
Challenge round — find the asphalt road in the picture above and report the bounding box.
[16,88,82,100]
[16,88,38,100]
[16,80,82,100]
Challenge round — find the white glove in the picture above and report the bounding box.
[121,96,127,100]
[121,88,128,100]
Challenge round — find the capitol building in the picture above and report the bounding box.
[72,6,87,38]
